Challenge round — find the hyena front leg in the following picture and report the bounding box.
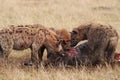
[106,37,118,65]
[38,45,46,61]
[0,36,13,60]
[31,42,45,68]
[31,33,45,68]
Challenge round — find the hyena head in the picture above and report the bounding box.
[50,28,72,51]
[71,27,87,47]
[58,29,72,51]
[45,29,63,54]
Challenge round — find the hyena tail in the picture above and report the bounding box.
[105,37,118,64]
[0,45,3,57]
[0,38,4,58]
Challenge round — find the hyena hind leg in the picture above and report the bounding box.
[106,37,118,65]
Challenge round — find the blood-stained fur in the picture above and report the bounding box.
[58,42,92,67]
[44,42,92,67]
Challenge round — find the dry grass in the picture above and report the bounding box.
[1,63,120,80]
[0,0,120,80]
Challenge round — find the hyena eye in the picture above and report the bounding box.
[71,38,75,43]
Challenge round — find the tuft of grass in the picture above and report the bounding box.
[0,60,120,80]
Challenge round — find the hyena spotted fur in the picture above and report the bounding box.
[71,23,119,65]
[0,24,62,67]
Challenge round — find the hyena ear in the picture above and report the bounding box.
[58,39,66,45]
[72,29,78,35]
[56,39,63,47]
[61,40,66,45]
[56,39,63,51]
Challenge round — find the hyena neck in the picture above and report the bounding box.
[82,25,91,40]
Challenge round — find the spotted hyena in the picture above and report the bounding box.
[39,28,72,67]
[0,24,62,67]
[70,23,119,65]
